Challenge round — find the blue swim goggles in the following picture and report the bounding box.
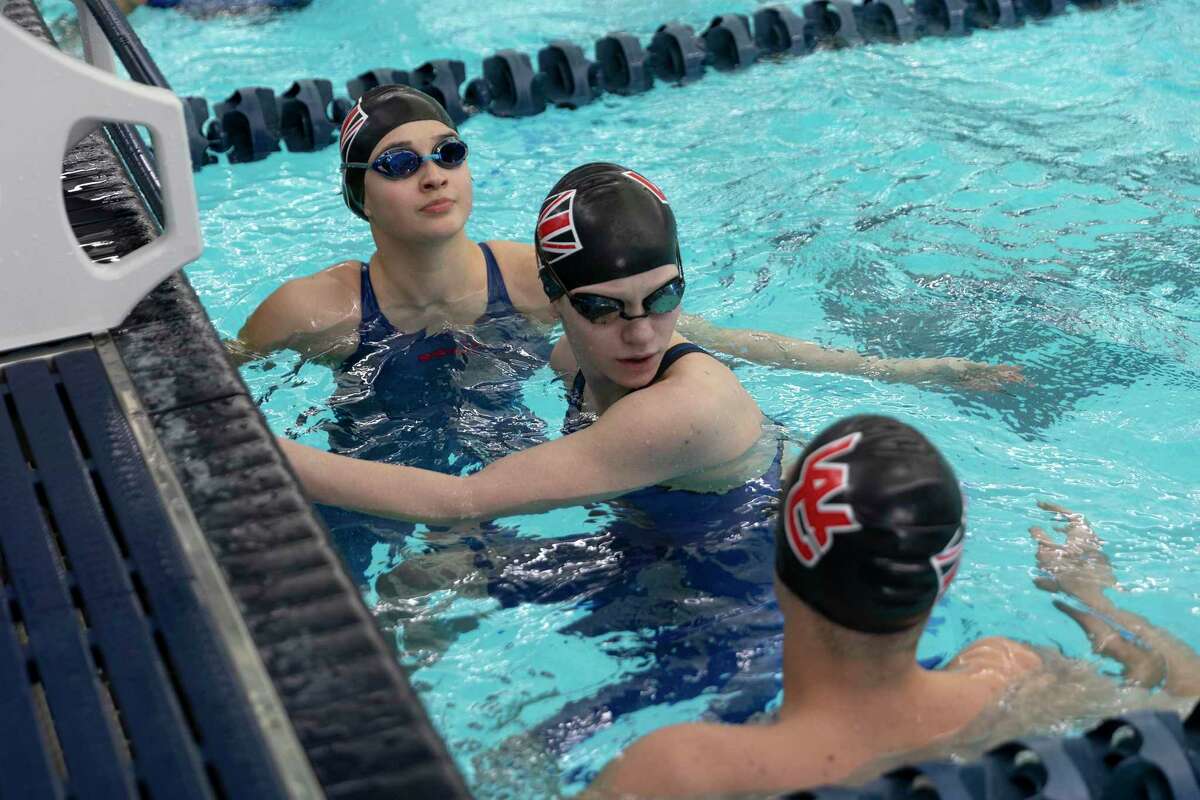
[343,137,469,180]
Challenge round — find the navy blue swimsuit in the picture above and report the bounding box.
[319,243,550,573]
[146,0,310,10]
[471,344,786,759]
[324,242,550,469]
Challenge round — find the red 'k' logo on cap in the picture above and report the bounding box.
[621,170,668,203]
[930,524,964,599]
[784,432,862,567]
[537,189,582,264]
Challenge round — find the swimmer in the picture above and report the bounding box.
[284,164,787,720]
[279,161,782,529]
[230,84,1022,392]
[586,415,1199,799]
[115,0,311,15]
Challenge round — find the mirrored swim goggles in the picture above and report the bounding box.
[540,266,685,323]
[342,137,469,179]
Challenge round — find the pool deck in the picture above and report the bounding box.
[0,1,470,797]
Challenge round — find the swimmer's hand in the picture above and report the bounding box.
[224,337,269,368]
[1050,600,1166,688]
[1030,501,1118,611]
[890,357,1026,392]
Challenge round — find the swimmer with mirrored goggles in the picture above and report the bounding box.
[279,162,781,531]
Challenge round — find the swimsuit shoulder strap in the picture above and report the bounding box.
[479,242,515,313]
[359,260,382,321]
[567,371,587,414]
[357,259,399,342]
[560,370,590,436]
[650,342,710,385]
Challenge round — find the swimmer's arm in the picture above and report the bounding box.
[1033,504,1200,695]
[227,272,357,366]
[278,378,738,524]
[677,314,1024,391]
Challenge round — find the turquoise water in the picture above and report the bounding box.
[46,0,1200,794]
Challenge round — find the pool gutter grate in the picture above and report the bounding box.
[1,1,474,797]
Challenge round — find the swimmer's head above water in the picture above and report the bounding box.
[339,85,459,221]
[776,414,965,634]
[536,162,683,301]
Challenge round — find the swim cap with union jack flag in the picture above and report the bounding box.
[536,162,681,296]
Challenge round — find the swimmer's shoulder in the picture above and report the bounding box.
[597,337,764,468]
[235,259,363,364]
[660,336,762,418]
[588,722,760,799]
[591,720,840,799]
[484,240,557,322]
[946,636,1044,686]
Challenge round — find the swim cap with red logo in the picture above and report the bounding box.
[535,162,681,296]
[775,415,965,634]
[339,85,457,220]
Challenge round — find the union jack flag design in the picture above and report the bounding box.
[930,524,965,599]
[621,170,668,203]
[537,189,582,264]
[339,99,369,161]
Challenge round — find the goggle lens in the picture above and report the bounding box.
[569,276,685,323]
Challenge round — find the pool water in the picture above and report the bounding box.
[43,0,1200,795]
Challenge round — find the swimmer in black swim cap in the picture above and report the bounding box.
[589,417,1200,798]
[590,415,1055,798]
[535,163,698,391]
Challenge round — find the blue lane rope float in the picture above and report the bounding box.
[180,0,1127,169]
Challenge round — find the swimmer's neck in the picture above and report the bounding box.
[368,227,482,308]
[580,368,632,416]
[776,604,929,721]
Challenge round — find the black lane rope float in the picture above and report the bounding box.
[182,0,1124,169]
[794,704,1200,800]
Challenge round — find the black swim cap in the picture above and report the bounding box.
[775,415,965,634]
[339,85,457,220]
[536,162,681,296]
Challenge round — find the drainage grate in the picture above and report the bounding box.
[0,348,290,800]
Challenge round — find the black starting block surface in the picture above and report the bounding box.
[0,348,292,799]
